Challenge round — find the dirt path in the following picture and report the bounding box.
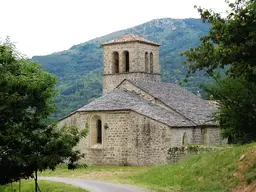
[39,176,151,192]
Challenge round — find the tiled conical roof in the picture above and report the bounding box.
[102,34,160,46]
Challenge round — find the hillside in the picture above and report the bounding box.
[32,18,211,119]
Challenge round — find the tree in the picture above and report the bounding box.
[183,0,256,80]
[0,38,87,190]
[182,0,256,144]
[202,76,256,143]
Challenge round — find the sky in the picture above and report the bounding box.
[0,0,229,58]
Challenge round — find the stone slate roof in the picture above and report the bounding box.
[77,88,195,128]
[127,80,217,126]
[102,34,160,46]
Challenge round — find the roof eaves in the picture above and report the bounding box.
[101,40,160,47]
[58,110,77,122]
[78,108,195,128]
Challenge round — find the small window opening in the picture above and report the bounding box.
[97,119,102,144]
[123,51,129,72]
[112,52,119,73]
[182,132,188,145]
[145,52,149,73]
[150,52,153,73]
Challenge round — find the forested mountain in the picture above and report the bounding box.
[32,18,211,119]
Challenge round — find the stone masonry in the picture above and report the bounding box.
[59,111,222,166]
[102,37,160,94]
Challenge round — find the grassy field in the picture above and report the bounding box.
[0,180,89,192]
[39,143,256,192]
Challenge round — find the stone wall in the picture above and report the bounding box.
[85,111,173,166]
[127,112,172,165]
[58,111,222,166]
[170,128,193,146]
[167,145,230,163]
[59,110,174,165]
[203,127,223,145]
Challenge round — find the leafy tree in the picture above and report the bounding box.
[183,0,256,80]
[0,38,87,191]
[202,76,256,143]
[182,0,256,144]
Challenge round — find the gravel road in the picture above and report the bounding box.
[39,176,151,192]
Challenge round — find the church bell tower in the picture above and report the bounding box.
[101,34,161,94]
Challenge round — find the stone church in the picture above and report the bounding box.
[58,34,222,166]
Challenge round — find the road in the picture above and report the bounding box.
[39,176,151,192]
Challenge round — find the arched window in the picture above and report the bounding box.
[90,115,102,145]
[97,119,102,143]
[112,51,119,73]
[145,52,149,73]
[150,52,153,73]
[123,51,129,72]
[182,132,188,145]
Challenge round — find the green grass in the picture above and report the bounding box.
[0,180,89,192]
[127,143,256,192]
[38,143,256,192]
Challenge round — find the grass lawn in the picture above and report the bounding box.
[39,143,256,192]
[0,180,89,192]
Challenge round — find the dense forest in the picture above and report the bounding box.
[32,18,211,119]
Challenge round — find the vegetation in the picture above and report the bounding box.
[203,77,256,144]
[128,143,256,192]
[0,39,87,191]
[39,143,256,192]
[32,18,211,119]
[0,180,89,192]
[182,0,256,144]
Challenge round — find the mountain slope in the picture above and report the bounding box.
[32,18,211,119]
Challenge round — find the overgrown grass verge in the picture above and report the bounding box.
[0,180,89,192]
[40,166,151,182]
[127,143,256,192]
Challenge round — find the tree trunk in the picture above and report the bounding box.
[35,169,38,192]
[19,179,21,192]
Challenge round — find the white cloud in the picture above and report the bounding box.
[0,0,229,57]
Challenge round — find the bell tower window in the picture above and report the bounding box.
[112,51,119,73]
[150,52,153,73]
[122,51,129,72]
[145,52,149,73]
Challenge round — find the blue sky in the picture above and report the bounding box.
[0,0,229,57]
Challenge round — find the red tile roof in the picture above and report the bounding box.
[102,34,160,46]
